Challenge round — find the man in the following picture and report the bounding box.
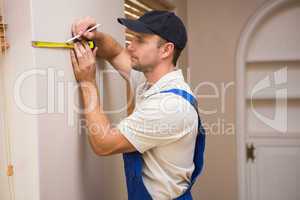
[70,10,205,200]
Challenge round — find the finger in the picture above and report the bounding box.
[74,18,84,36]
[83,31,95,40]
[70,50,80,72]
[73,43,83,58]
[77,42,87,56]
[82,41,92,55]
[92,47,98,57]
[70,50,80,81]
[71,20,83,38]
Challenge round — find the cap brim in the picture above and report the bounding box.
[117,18,153,34]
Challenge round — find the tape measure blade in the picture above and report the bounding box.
[32,41,94,49]
[32,41,73,48]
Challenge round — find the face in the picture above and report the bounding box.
[126,31,164,73]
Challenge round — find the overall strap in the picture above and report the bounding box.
[160,88,206,189]
[160,89,198,112]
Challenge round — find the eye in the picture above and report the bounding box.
[136,36,144,43]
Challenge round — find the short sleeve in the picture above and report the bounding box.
[117,93,198,153]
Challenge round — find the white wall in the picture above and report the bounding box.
[1,0,39,199]
[1,0,128,199]
[32,0,128,199]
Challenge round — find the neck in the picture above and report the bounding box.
[144,62,175,85]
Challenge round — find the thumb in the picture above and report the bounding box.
[93,47,98,57]
[83,31,95,40]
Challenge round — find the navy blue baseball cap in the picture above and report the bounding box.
[117,10,187,50]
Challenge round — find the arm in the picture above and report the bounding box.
[72,17,132,80]
[80,80,136,155]
[70,41,136,156]
[94,31,132,80]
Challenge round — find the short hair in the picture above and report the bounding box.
[157,38,182,66]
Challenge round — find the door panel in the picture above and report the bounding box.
[247,99,300,137]
[251,145,300,200]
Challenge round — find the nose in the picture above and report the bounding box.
[127,41,134,52]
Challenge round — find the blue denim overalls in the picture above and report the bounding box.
[123,89,206,200]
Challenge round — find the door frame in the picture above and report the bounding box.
[235,0,294,199]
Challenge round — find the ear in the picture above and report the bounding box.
[160,42,175,60]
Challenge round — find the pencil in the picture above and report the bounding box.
[66,24,101,43]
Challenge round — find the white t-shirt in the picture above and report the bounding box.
[117,69,198,200]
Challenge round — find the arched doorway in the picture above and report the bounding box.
[236,0,300,199]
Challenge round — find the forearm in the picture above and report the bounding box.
[93,31,132,79]
[93,31,122,61]
[79,81,112,155]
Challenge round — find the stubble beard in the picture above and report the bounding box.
[132,63,155,73]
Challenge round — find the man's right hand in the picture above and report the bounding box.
[72,16,97,40]
[71,16,132,80]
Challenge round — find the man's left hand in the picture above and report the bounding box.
[70,41,98,83]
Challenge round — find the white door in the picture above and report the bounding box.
[236,0,300,200]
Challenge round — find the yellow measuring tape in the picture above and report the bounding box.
[32,41,95,49]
